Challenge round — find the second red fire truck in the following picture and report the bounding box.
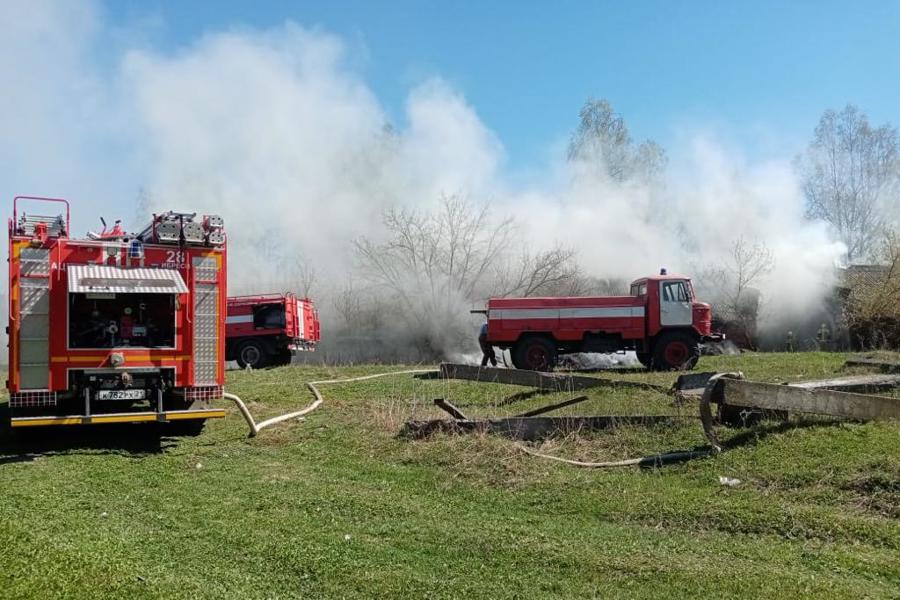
[225,293,320,368]
[478,271,719,371]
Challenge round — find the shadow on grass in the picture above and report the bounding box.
[0,403,189,462]
[629,417,849,469]
[450,389,553,410]
[409,414,851,470]
[413,372,442,381]
[492,388,548,407]
[718,415,847,452]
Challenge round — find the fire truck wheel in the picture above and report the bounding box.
[236,340,269,369]
[512,336,558,371]
[652,332,700,371]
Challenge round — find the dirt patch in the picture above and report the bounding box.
[841,470,900,518]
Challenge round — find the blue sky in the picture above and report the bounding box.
[108,0,900,171]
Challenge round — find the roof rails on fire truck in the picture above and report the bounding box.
[134,210,225,247]
[10,196,70,240]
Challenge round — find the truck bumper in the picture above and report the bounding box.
[10,408,226,428]
[703,333,726,343]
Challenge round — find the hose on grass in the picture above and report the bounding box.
[223,366,735,469]
[698,371,745,453]
[223,369,438,437]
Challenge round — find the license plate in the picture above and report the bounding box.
[96,389,146,401]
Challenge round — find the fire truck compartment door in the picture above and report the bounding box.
[296,299,306,339]
[68,265,189,294]
[659,280,692,327]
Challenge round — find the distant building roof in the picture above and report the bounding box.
[837,265,890,292]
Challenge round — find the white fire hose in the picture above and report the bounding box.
[222,367,732,470]
[222,369,438,437]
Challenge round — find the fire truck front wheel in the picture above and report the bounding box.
[236,340,269,369]
[652,332,700,371]
[512,336,558,372]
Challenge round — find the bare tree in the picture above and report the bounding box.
[570,276,629,296]
[332,280,363,328]
[567,98,666,183]
[728,237,775,312]
[796,105,900,262]
[354,194,515,303]
[332,279,382,335]
[696,237,775,347]
[279,257,317,298]
[352,195,585,359]
[494,246,583,297]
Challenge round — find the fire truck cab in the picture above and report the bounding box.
[225,293,320,369]
[6,196,228,429]
[480,271,717,371]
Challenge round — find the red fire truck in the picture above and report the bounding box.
[6,196,227,429]
[478,271,717,371]
[225,293,320,368]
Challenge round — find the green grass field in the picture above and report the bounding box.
[1,352,898,599]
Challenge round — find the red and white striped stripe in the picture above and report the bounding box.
[489,306,644,320]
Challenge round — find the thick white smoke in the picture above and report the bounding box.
[122,25,505,284]
[509,136,844,324]
[1,1,846,361]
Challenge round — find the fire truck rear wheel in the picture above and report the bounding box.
[236,340,269,369]
[512,336,558,372]
[652,332,700,371]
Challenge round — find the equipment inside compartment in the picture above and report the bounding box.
[253,303,285,329]
[68,293,177,349]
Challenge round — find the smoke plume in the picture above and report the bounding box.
[1,2,846,361]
